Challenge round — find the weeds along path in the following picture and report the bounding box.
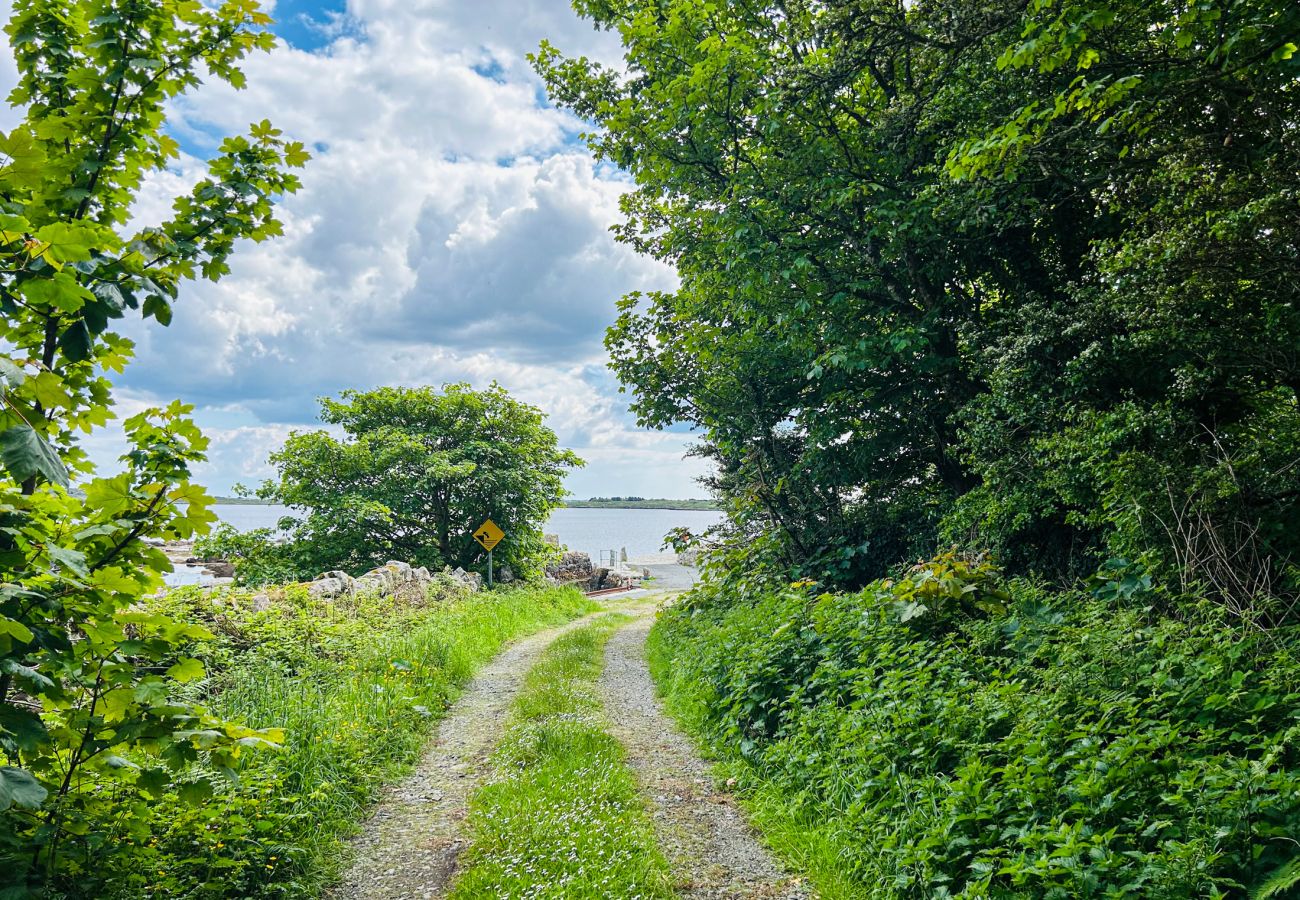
[602,611,810,899]
[330,607,613,900]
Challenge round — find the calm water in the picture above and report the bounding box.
[207,504,723,563]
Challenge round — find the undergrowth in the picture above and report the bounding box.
[72,582,595,899]
[450,614,673,899]
[649,558,1300,899]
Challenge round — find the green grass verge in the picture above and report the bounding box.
[450,614,674,900]
[90,583,598,899]
[646,619,865,900]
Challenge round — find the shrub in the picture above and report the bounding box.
[651,561,1300,898]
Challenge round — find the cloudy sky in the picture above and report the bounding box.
[9,0,711,498]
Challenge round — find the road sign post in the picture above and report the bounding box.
[473,518,505,588]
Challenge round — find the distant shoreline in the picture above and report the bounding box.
[209,497,722,511]
[562,499,721,511]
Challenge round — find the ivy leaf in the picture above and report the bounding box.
[0,425,69,486]
[0,766,47,811]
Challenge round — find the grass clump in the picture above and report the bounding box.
[84,582,596,899]
[649,560,1300,899]
[451,614,673,900]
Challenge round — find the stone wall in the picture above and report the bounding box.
[305,560,481,601]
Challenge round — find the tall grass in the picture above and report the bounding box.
[450,614,674,899]
[92,584,598,899]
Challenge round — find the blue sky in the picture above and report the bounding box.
[43,0,710,498]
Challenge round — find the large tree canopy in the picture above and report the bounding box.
[538,0,1300,605]
[252,384,584,582]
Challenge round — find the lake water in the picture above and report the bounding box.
[206,504,723,564]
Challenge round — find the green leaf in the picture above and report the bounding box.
[136,767,170,799]
[0,767,47,811]
[0,659,51,693]
[1254,856,1300,899]
[176,779,214,804]
[142,294,172,326]
[83,473,135,516]
[0,425,69,486]
[0,617,34,644]
[46,545,89,578]
[0,704,48,754]
[17,273,95,313]
[166,658,206,684]
[58,320,93,362]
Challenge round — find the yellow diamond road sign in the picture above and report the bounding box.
[473,518,505,551]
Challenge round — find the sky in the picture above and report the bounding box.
[5,0,712,499]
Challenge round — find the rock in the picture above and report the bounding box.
[497,565,515,584]
[202,561,236,578]
[545,551,593,585]
[448,567,482,591]
[309,577,346,598]
[252,593,272,612]
[308,570,357,598]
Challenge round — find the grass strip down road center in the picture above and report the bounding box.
[450,613,674,899]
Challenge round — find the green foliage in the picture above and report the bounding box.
[451,615,673,899]
[245,384,583,584]
[540,0,1300,600]
[60,582,595,897]
[0,0,307,889]
[194,523,301,588]
[650,563,1300,898]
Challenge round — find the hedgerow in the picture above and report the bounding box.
[650,558,1300,899]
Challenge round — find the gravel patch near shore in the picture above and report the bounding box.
[329,612,605,900]
[601,612,810,899]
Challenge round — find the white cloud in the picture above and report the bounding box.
[0,0,702,497]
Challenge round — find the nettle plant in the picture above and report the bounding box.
[0,0,306,885]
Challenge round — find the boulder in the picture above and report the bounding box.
[448,567,483,591]
[545,551,593,585]
[202,560,236,579]
[308,570,357,598]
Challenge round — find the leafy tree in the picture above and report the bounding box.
[0,0,304,887]
[249,384,583,583]
[539,0,1300,607]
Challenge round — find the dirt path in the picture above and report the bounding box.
[330,611,610,900]
[601,611,809,899]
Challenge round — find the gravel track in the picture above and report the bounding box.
[329,611,608,900]
[600,611,810,899]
